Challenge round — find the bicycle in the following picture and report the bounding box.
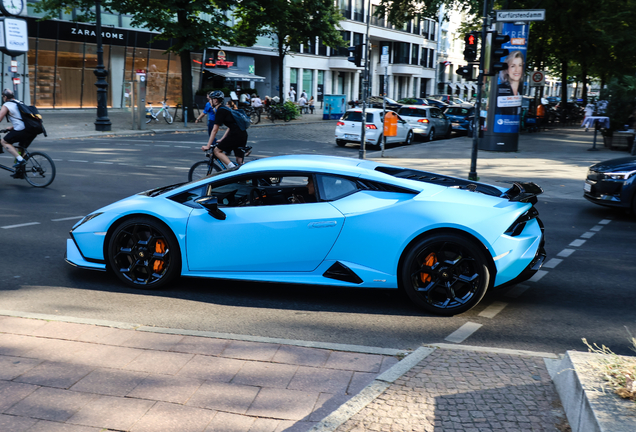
[0,130,56,188]
[146,100,174,124]
[267,103,293,123]
[243,105,261,125]
[188,144,252,182]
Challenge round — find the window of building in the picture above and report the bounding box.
[332,31,350,57]
[380,42,391,64]
[318,38,328,56]
[353,0,364,22]
[411,45,418,65]
[338,0,351,19]
[428,49,435,68]
[303,37,316,55]
[302,70,313,98]
[394,42,410,64]
[371,5,384,26]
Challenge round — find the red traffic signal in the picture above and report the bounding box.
[463,33,478,63]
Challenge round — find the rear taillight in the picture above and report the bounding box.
[417,119,429,123]
[337,121,345,126]
[366,124,377,129]
[505,207,539,236]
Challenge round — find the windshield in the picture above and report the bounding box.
[342,111,374,123]
[397,108,428,117]
[445,107,471,116]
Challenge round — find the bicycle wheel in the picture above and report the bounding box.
[23,151,56,188]
[249,109,260,125]
[188,160,222,182]
[163,110,174,124]
[145,114,153,124]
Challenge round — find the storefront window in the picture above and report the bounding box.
[29,39,56,108]
[146,49,169,103]
[302,69,313,98]
[167,54,182,105]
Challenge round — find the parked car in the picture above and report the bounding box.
[66,154,546,316]
[335,108,414,148]
[584,156,636,215]
[398,98,429,106]
[430,95,466,105]
[425,99,450,110]
[444,104,475,134]
[397,105,452,141]
[366,96,403,111]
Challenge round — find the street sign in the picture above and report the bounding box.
[381,45,389,67]
[495,10,545,22]
[530,71,545,87]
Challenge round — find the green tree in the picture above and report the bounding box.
[232,0,345,100]
[35,0,235,121]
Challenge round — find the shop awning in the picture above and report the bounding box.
[204,68,266,82]
[448,83,458,90]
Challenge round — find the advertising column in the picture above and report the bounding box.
[480,23,528,152]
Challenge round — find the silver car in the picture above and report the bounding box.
[397,105,452,141]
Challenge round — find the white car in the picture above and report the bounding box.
[396,105,452,142]
[335,108,414,149]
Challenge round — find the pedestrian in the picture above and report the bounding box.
[308,96,315,114]
[298,94,308,113]
[201,90,248,168]
[195,92,217,136]
[582,102,595,131]
[300,89,307,100]
[288,88,296,102]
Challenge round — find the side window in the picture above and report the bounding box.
[206,177,254,207]
[316,175,358,201]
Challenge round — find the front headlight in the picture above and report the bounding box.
[603,170,636,180]
[72,212,103,231]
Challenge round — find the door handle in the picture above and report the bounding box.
[308,221,337,228]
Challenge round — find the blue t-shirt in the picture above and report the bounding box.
[203,102,216,124]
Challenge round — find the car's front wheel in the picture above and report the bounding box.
[426,128,435,142]
[400,233,490,316]
[107,217,181,289]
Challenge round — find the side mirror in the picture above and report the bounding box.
[195,196,226,220]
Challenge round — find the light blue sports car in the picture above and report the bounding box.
[66,155,545,316]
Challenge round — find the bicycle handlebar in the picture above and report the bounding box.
[0,129,9,133]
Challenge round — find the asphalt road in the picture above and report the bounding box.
[1,124,634,356]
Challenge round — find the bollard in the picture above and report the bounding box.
[184,107,188,128]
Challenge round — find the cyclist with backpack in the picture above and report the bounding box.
[201,90,249,168]
[0,89,38,171]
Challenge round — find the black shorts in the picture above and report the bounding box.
[217,131,248,157]
[4,129,37,149]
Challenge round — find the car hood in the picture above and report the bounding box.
[590,157,636,172]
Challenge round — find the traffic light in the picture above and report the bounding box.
[463,33,478,62]
[488,31,510,75]
[347,44,363,67]
[456,65,477,81]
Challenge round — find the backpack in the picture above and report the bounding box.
[9,100,46,136]
[220,106,250,131]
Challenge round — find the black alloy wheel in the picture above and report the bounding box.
[400,233,490,316]
[108,217,181,289]
[404,130,414,145]
[336,139,347,147]
[426,128,435,142]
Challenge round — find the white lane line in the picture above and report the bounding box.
[528,269,548,282]
[569,239,586,247]
[51,216,84,222]
[599,219,612,225]
[146,165,168,169]
[68,160,89,163]
[175,167,190,170]
[174,145,192,148]
[590,225,604,232]
[505,284,530,298]
[154,145,170,147]
[557,249,576,258]
[478,302,508,319]
[135,144,151,146]
[543,258,563,269]
[445,322,482,343]
[2,222,40,229]
[258,150,274,154]
[94,161,113,164]
[581,232,595,239]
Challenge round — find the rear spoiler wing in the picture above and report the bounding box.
[502,182,544,204]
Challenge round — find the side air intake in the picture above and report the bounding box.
[323,262,363,284]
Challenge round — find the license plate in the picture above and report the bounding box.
[584,182,591,193]
[344,134,359,140]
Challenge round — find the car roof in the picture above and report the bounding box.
[345,108,394,113]
[399,105,435,109]
[446,103,474,108]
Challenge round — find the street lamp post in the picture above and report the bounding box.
[94,0,112,131]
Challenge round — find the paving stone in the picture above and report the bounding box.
[5,387,97,422]
[177,354,245,382]
[73,325,136,345]
[287,365,353,394]
[13,361,94,389]
[131,401,216,432]
[127,374,204,404]
[119,331,185,351]
[247,387,319,421]
[308,392,352,421]
[204,411,255,432]
[0,316,48,335]
[187,381,260,414]
[324,351,383,372]
[124,350,194,375]
[0,413,38,432]
[271,345,330,367]
[249,417,282,432]
[0,354,42,380]
[66,343,144,368]
[0,381,39,412]
[27,420,103,431]
[221,340,281,361]
[0,333,43,357]
[67,394,155,430]
[69,368,149,396]
[347,371,377,395]
[170,335,230,356]
[274,420,317,432]
[21,338,88,363]
[31,321,92,340]
[231,361,298,389]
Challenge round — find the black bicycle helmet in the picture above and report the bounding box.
[209,90,225,100]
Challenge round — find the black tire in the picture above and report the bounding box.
[444,126,452,139]
[250,109,260,125]
[164,111,174,124]
[336,139,347,147]
[426,128,435,142]
[188,160,222,182]
[23,151,56,188]
[404,130,414,145]
[400,233,490,316]
[108,217,181,289]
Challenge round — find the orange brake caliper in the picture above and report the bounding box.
[153,239,166,272]
[420,253,438,283]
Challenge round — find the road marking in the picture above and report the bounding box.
[94,161,113,164]
[445,322,482,343]
[543,258,563,269]
[581,232,595,239]
[174,145,192,148]
[557,249,575,258]
[134,144,151,146]
[569,239,586,247]
[599,219,612,225]
[146,165,168,168]
[478,302,508,318]
[51,216,84,222]
[154,144,170,147]
[590,225,604,232]
[528,269,548,282]
[1,222,40,229]
[68,160,89,163]
[505,284,530,298]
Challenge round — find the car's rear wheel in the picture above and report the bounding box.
[426,128,435,142]
[445,126,452,139]
[336,139,347,147]
[404,130,414,145]
[400,233,490,316]
[108,217,181,289]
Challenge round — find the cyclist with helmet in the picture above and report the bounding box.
[201,90,248,168]
[0,89,37,172]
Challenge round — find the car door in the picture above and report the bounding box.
[186,174,345,272]
[395,115,409,142]
[430,108,444,135]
